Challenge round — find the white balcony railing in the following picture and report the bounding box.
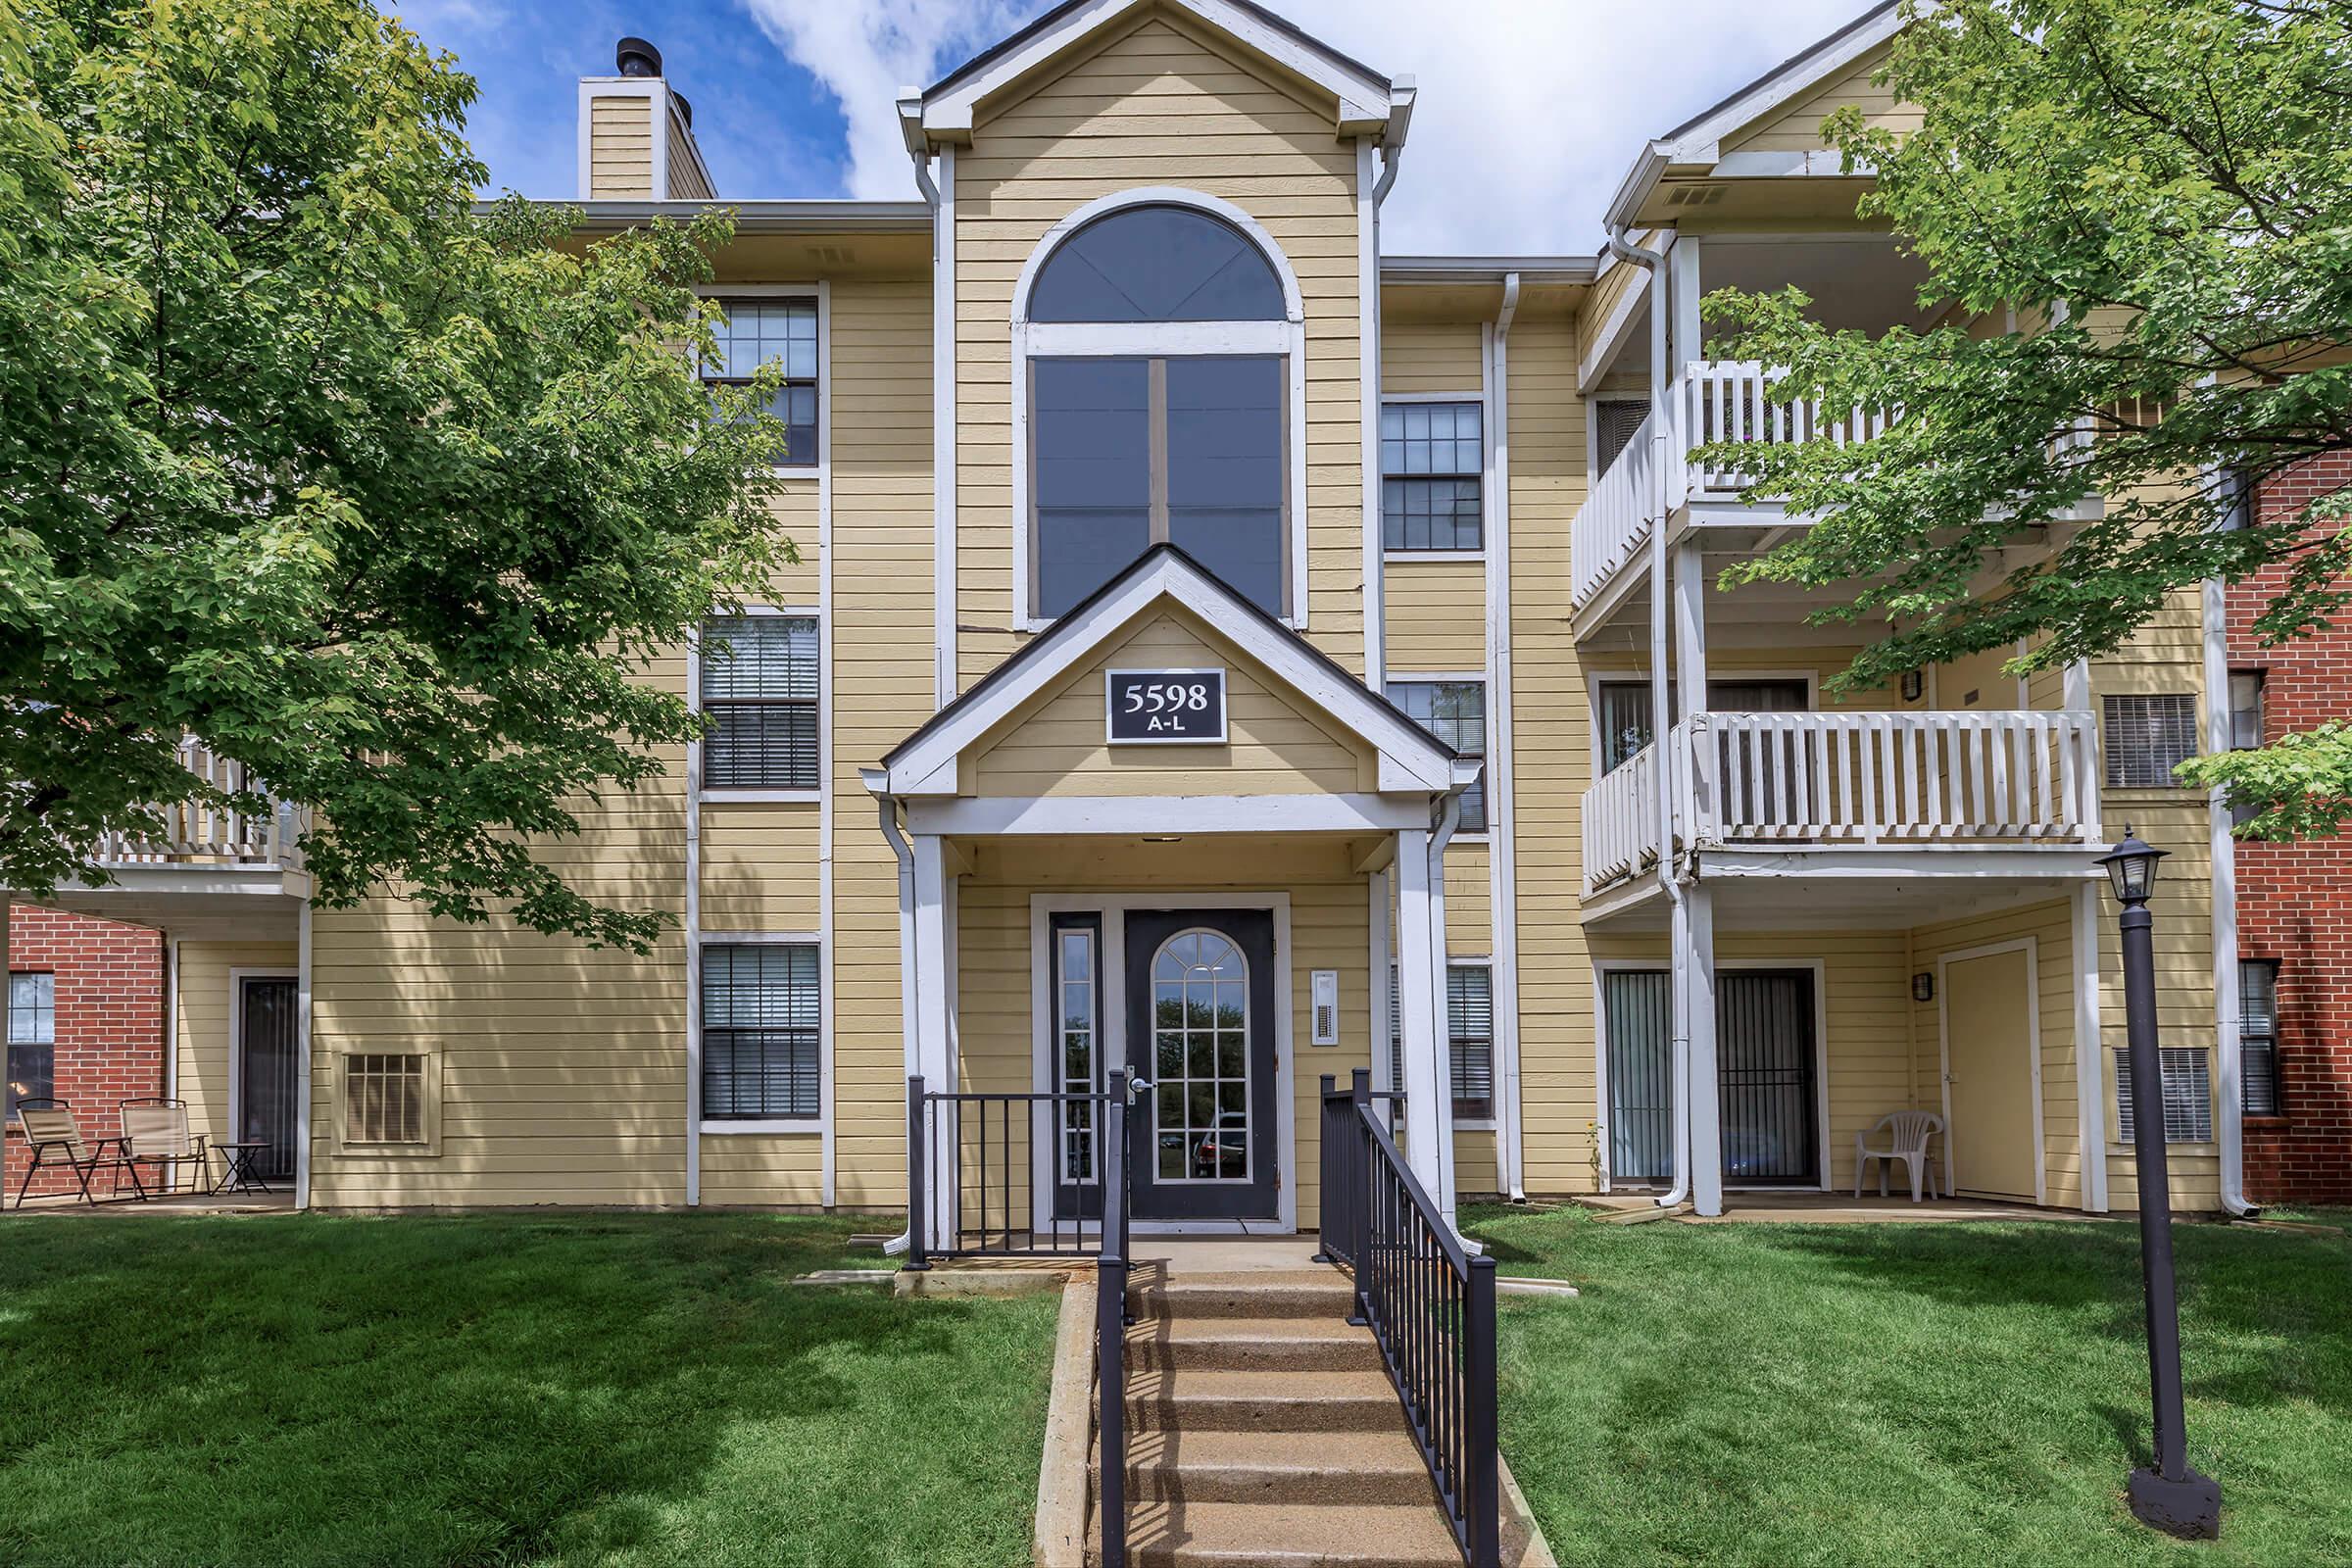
[1581,740,1661,895]
[93,740,304,870]
[1570,406,1656,610]
[1681,359,1894,496]
[1580,710,2102,896]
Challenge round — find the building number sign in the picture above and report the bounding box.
[1105,668,1228,744]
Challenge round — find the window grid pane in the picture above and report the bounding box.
[2115,1047,2215,1143]
[6,972,54,1121]
[704,944,821,1119]
[343,1054,425,1145]
[704,300,819,466]
[1392,681,1487,831]
[2239,959,2279,1115]
[2103,694,2199,787]
[701,617,819,790]
[1381,403,1485,552]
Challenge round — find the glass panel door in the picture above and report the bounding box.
[238,977,300,1182]
[1604,970,1674,1184]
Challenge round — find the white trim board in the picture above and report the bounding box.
[1029,892,1298,1236]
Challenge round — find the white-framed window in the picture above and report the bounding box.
[703,943,821,1120]
[1391,680,1487,832]
[2239,958,2280,1116]
[7,972,55,1123]
[1595,678,1656,775]
[699,613,819,791]
[2228,671,2265,750]
[1388,962,1496,1121]
[1381,401,1483,552]
[2115,1046,2214,1144]
[1016,195,1301,624]
[702,299,818,466]
[2103,693,2199,787]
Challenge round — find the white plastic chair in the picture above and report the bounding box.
[1854,1110,1944,1202]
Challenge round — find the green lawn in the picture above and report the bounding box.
[1465,1203,2352,1567]
[0,1213,1056,1568]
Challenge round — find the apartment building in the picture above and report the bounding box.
[21,0,2263,1226]
[4,907,167,1200]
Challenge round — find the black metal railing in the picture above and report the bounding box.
[906,1071,1135,1567]
[1320,1069,1499,1568]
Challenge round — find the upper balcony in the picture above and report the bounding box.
[35,740,309,939]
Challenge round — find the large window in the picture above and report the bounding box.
[7,972,53,1123]
[1388,963,1496,1120]
[1391,680,1487,832]
[1382,402,1483,552]
[703,943,821,1120]
[2240,958,2280,1116]
[2103,693,2199,787]
[704,300,817,466]
[1024,202,1293,620]
[700,614,818,791]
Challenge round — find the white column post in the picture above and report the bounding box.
[1683,881,1722,1216]
[1667,235,1704,511]
[1368,868,1393,1092]
[1395,826,1452,1220]
[2073,879,2111,1212]
[912,832,956,1250]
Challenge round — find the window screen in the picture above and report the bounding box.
[700,615,819,790]
[2239,959,2279,1116]
[1381,403,1484,551]
[342,1054,426,1145]
[1391,681,1487,832]
[704,944,820,1119]
[1387,964,1495,1119]
[2115,1047,2214,1144]
[1594,400,1648,477]
[704,300,818,466]
[2103,694,2198,787]
[6,972,54,1123]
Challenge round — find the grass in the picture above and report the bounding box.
[0,1213,1057,1568]
[1464,1203,2352,1567]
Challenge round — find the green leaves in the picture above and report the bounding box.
[1699,0,2352,826]
[1,0,789,948]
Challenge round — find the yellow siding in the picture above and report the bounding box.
[588,95,653,199]
[699,802,819,932]
[1384,561,1487,671]
[1720,45,1920,156]
[175,939,300,1155]
[966,611,1374,798]
[664,108,714,200]
[758,480,821,606]
[699,1133,823,1205]
[1382,321,1483,395]
[954,13,1365,688]
[1577,247,1647,359]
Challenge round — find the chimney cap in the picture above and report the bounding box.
[615,37,662,77]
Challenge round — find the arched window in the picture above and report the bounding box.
[1016,196,1300,622]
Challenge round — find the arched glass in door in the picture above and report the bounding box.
[1151,929,1250,1180]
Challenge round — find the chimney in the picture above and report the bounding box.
[578,36,715,201]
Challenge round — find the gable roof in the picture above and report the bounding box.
[1602,0,1902,229]
[872,544,1467,798]
[905,0,1410,149]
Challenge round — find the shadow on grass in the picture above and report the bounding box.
[0,1212,1052,1568]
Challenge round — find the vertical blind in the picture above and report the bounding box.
[700,615,819,790]
[1603,969,1673,1183]
[704,944,821,1119]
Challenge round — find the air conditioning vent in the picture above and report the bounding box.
[1666,184,1727,208]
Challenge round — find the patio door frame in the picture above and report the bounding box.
[227,967,301,1183]
[1029,891,1297,1236]
[1936,936,2047,1206]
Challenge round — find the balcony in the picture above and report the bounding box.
[1582,710,2104,899]
[38,740,309,939]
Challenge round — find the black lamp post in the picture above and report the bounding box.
[2099,826,2222,1540]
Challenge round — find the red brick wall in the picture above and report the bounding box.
[4,906,166,1201]
[2229,452,2352,1205]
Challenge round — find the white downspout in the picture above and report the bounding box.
[2202,574,2256,1216]
[1609,222,1687,1209]
[1487,273,1526,1201]
[869,782,921,1253]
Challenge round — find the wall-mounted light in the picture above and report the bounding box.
[1911,971,1935,1003]
[1901,669,1926,703]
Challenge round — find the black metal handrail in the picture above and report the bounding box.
[906,1071,1136,1567]
[1320,1069,1499,1568]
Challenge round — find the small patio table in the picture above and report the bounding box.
[212,1141,276,1196]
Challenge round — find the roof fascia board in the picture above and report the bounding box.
[521,199,933,233]
[1382,255,1597,286]
[880,553,1454,795]
[918,0,1395,146]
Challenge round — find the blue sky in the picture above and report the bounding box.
[389,0,1874,253]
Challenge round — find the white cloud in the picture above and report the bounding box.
[736,0,1871,252]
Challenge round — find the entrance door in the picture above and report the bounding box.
[1718,969,1820,1185]
[1943,946,2039,1200]
[1126,909,1278,1221]
[237,976,300,1182]
[1603,969,1674,1184]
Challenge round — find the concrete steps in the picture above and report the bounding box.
[1091,1264,1458,1566]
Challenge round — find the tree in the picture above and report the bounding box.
[1701,0,2352,835]
[0,0,792,949]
